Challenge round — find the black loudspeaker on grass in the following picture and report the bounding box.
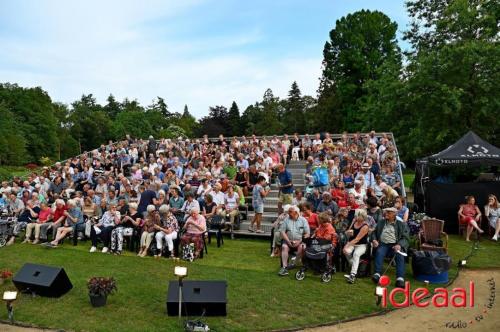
[13,263,73,297]
[167,280,227,316]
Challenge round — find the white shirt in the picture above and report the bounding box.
[313,139,322,146]
[349,187,366,206]
[211,191,225,206]
[197,184,212,197]
[264,156,273,171]
[182,199,200,214]
[225,193,239,210]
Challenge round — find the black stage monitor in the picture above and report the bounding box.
[167,280,227,316]
[13,263,73,297]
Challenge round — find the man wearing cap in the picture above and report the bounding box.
[278,205,310,276]
[371,207,410,288]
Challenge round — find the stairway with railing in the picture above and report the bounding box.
[234,160,307,237]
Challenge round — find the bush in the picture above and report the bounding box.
[0,168,12,182]
[39,156,53,167]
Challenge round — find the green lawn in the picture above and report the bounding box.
[1,235,499,332]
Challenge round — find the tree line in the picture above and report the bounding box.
[0,0,498,166]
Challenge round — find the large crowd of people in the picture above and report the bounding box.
[3,131,496,287]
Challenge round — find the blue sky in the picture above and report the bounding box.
[0,0,409,118]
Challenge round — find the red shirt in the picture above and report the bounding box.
[348,201,359,210]
[314,223,338,246]
[304,212,319,230]
[38,208,52,223]
[53,206,67,223]
[331,188,348,207]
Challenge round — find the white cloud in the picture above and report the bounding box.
[0,0,322,118]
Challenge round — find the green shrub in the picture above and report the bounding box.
[0,167,12,182]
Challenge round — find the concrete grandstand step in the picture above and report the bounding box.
[271,183,305,189]
[246,212,278,223]
[288,160,307,166]
[288,169,306,174]
[237,221,274,235]
[267,190,279,198]
[263,205,279,213]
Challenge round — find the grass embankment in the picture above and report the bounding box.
[1,235,499,332]
[0,166,35,181]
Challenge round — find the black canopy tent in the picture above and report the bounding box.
[414,131,500,233]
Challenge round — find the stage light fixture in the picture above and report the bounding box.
[174,266,188,278]
[3,291,18,323]
[174,266,188,320]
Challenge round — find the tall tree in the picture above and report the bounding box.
[148,96,170,118]
[255,89,283,135]
[399,0,500,160]
[319,10,401,130]
[197,105,230,137]
[103,94,122,120]
[0,83,59,162]
[283,81,304,133]
[70,94,112,152]
[172,105,198,137]
[0,103,27,165]
[228,101,241,136]
[52,102,79,160]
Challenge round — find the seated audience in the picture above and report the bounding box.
[458,195,483,241]
[154,204,179,258]
[485,194,500,241]
[49,199,84,247]
[138,205,161,257]
[278,205,310,276]
[343,209,369,284]
[181,207,207,259]
[89,203,120,253]
[371,207,409,288]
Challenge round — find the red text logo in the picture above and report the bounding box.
[378,276,474,308]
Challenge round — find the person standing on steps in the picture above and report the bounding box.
[277,163,294,215]
[250,176,270,233]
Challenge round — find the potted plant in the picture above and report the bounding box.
[0,270,13,285]
[87,277,117,307]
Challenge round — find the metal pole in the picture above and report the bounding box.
[178,279,183,321]
[7,302,14,323]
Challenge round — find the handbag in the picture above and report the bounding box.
[209,215,224,229]
[123,227,133,236]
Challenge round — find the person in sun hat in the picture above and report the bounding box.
[356,162,375,190]
[371,206,409,288]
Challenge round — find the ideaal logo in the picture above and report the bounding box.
[445,278,496,329]
[376,276,474,308]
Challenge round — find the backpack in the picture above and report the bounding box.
[412,250,452,275]
[181,243,195,262]
[357,258,371,277]
[313,167,329,187]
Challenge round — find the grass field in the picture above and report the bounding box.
[1,235,499,332]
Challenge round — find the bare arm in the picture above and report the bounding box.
[347,225,368,246]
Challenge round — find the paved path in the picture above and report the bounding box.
[304,269,500,332]
[0,324,55,331]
